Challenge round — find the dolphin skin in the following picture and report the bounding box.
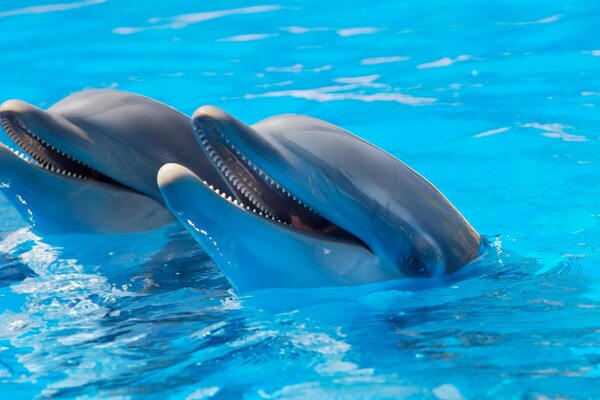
[0,90,233,233]
[158,106,482,291]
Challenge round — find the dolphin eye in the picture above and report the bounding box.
[404,255,430,277]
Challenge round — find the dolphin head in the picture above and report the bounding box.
[0,90,231,203]
[158,106,482,290]
[0,90,233,233]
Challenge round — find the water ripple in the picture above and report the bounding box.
[417,55,475,70]
[246,75,437,106]
[219,33,278,42]
[361,56,411,65]
[0,0,104,18]
[112,5,283,35]
[337,27,382,37]
[497,14,562,26]
[474,127,511,138]
[520,122,588,142]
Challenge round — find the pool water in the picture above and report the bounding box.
[1,0,599,398]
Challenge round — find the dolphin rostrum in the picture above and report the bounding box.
[158,106,482,291]
[0,90,234,233]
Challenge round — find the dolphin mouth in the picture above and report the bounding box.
[193,117,368,246]
[0,112,122,185]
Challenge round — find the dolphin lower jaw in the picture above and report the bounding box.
[0,143,174,234]
[157,164,384,291]
[0,112,123,186]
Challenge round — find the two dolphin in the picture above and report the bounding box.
[0,89,482,290]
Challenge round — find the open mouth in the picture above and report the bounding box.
[193,117,368,247]
[0,112,121,185]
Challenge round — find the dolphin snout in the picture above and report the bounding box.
[157,163,193,188]
[191,105,230,122]
[0,99,37,115]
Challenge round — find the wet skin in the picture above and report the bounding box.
[0,90,234,233]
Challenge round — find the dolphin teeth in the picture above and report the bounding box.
[0,114,112,182]
[197,121,323,228]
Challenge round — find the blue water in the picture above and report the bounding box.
[1,0,599,398]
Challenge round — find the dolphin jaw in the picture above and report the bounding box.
[161,161,290,225]
[0,111,124,185]
[0,135,37,165]
[158,163,385,290]
[0,112,90,180]
[192,110,373,254]
[193,115,349,232]
[194,117,316,222]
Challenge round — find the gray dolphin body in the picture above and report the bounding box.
[0,90,232,233]
[158,106,482,291]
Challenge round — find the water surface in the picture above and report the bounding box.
[0,0,599,398]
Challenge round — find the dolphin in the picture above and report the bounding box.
[157,106,482,291]
[0,90,234,233]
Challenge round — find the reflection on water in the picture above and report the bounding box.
[112,5,283,35]
[245,74,438,105]
[0,0,599,397]
[0,0,104,19]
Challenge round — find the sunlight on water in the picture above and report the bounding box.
[0,0,599,398]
